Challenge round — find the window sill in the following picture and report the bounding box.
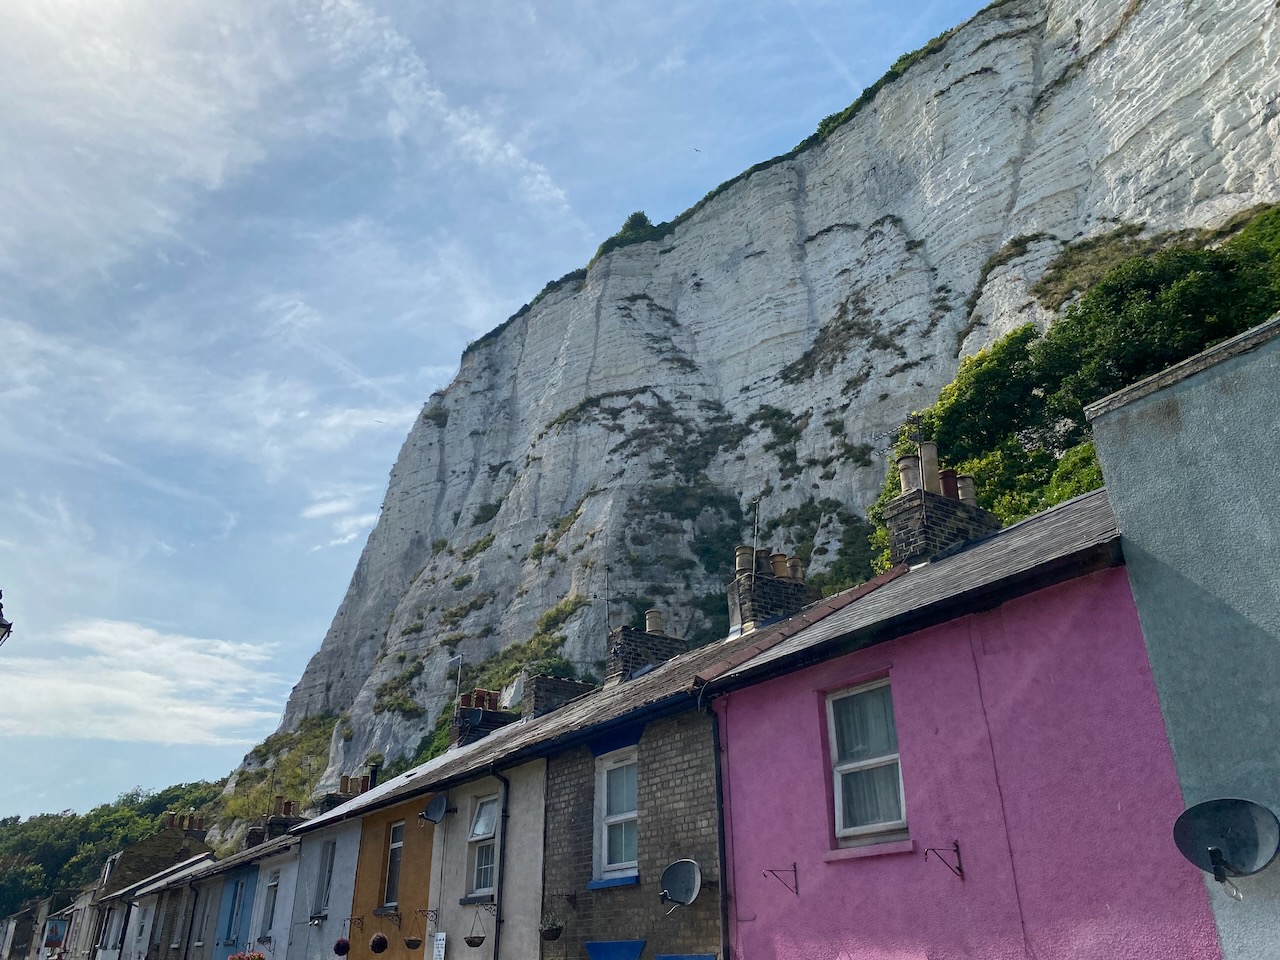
[824,839,915,862]
[372,907,399,918]
[458,894,494,906]
[586,875,640,891]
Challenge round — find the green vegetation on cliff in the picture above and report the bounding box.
[869,205,1280,567]
[0,781,224,918]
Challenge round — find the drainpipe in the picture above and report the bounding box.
[179,885,199,960]
[704,703,732,960]
[490,767,511,960]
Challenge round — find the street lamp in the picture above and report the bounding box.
[0,590,11,648]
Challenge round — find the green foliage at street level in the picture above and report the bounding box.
[0,781,225,917]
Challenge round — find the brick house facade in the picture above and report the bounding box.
[541,711,721,960]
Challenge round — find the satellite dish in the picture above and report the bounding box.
[420,795,449,824]
[1174,798,1280,898]
[659,859,702,913]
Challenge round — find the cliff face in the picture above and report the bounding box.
[279,0,1280,785]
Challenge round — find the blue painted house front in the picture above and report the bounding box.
[213,864,259,960]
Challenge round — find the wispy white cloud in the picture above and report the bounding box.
[301,498,360,520]
[0,620,285,745]
[315,512,380,550]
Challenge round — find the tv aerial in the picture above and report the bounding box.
[658,859,702,915]
[1173,798,1280,901]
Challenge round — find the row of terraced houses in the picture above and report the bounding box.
[5,320,1278,960]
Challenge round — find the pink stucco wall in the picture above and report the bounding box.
[715,567,1220,960]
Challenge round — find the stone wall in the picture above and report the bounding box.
[541,711,721,958]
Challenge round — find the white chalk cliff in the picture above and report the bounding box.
[276,0,1280,786]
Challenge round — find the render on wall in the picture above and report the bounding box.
[1088,318,1280,960]
[272,0,1280,786]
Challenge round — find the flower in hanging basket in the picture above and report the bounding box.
[333,939,350,956]
[463,935,486,948]
[369,934,389,954]
[403,938,423,951]
[538,914,564,941]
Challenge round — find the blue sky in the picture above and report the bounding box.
[0,0,988,817]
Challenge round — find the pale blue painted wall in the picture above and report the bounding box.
[1089,318,1280,960]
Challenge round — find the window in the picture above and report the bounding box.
[827,680,906,839]
[595,749,638,878]
[312,841,337,916]
[193,891,211,946]
[383,822,405,907]
[259,870,280,939]
[135,904,150,940]
[225,880,246,942]
[466,796,499,895]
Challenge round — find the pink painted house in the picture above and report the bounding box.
[698,488,1220,960]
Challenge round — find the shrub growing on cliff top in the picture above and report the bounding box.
[868,205,1280,567]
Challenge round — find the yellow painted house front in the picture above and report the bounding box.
[349,797,435,960]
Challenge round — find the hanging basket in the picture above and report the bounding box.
[332,940,350,957]
[463,936,486,948]
[539,926,563,942]
[369,934,389,954]
[403,938,423,951]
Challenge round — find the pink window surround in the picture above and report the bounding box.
[714,567,1220,960]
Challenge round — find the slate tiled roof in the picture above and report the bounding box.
[704,487,1120,688]
[295,488,1120,828]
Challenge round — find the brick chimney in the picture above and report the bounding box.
[604,609,686,684]
[726,546,820,636]
[451,688,521,746]
[884,441,1001,565]
[265,801,306,840]
[522,675,598,717]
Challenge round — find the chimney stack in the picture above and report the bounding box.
[273,795,285,816]
[884,444,1001,565]
[523,674,598,717]
[368,763,380,790]
[451,687,521,746]
[726,544,819,637]
[340,775,351,794]
[605,610,686,684]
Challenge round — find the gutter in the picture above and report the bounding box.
[490,767,511,960]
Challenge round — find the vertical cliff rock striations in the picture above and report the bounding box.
[276,0,1280,784]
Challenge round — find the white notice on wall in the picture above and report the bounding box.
[431,933,445,960]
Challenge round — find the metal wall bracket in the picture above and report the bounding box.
[415,909,437,925]
[924,841,964,880]
[474,903,498,917]
[763,863,798,896]
[345,917,364,931]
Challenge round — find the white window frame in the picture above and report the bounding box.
[192,893,211,947]
[466,796,500,896]
[382,821,405,907]
[827,679,907,840]
[258,869,280,939]
[594,748,639,879]
[312,841,337,917]
[225,880,245,944]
